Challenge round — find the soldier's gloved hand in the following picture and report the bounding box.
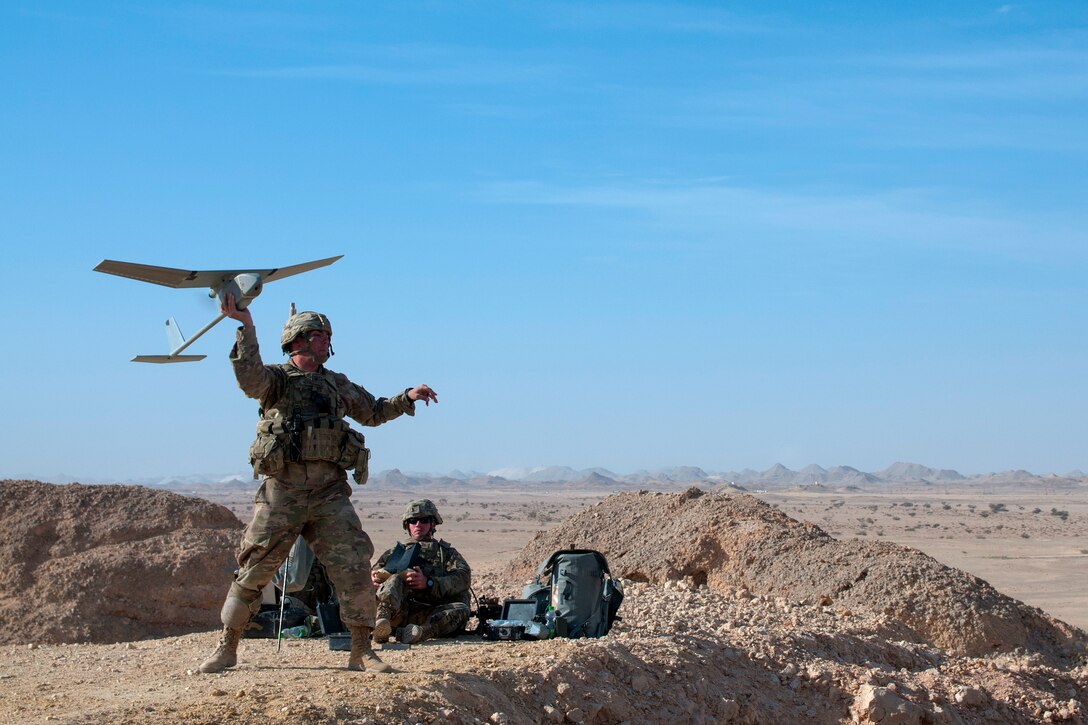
[408,384,438,406]
[404,566,429,590]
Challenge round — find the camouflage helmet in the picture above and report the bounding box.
[402,499,443,527]
[280,311,333,353]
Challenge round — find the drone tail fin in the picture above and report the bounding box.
[166,317,186,351]
[129,317,206,363]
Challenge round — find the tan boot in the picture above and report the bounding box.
[199,626,243,674]
[347,625,393,673]
[372,617,393,644]
[398,624,432,644]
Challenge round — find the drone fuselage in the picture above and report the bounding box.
[211,272,264,309]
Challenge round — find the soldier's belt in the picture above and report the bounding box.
[256,417,349,435]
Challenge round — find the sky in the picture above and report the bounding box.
[2,1,1086,481]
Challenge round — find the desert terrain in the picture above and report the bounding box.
[197,477,1088,632]
[1,476,1086,724]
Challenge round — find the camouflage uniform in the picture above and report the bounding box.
[373,537,471,640]
[225,324,415,628]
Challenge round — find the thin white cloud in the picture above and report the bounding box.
[476,179,1084,259]
[219,62,555,85]
[144,3,331,32]
[213,41,564,86]
[545,1,777,35]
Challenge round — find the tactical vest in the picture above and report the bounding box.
[248,364,370,483]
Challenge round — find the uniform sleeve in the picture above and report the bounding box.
[429,544,471,602]
[338,376,416,427]
[229,325,284,403]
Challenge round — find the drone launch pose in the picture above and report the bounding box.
[197,293,437,673]
[94,255,438,673]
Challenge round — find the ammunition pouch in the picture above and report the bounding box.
[249,432,285,478]
[341,429,370,485]
[250,419,369,482]
[299,427,344,463]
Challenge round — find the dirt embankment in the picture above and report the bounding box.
[0,480,242,645]
[507,487,1088,664]
[2,482,1086,724]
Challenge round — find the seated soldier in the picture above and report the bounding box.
[370,499,471,644]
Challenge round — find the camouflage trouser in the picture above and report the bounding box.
[376,575,470,638]
[225,460,377,627]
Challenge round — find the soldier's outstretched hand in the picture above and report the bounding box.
[408,384,438,406]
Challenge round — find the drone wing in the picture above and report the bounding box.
[93,255,343,289]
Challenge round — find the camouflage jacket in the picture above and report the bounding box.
[229,325,415,428]
[374,538,471,606]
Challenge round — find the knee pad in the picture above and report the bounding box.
[222,584,262,628]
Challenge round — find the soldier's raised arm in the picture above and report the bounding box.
[221,294,282,403]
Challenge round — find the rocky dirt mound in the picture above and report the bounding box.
[3,580,1085,724]
[0,480,242,645]
[507,488,1088,663]
[0,485,1086,724]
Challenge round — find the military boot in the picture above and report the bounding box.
[347,625,393,673]
[397,623,433,645]
[372,617,393,644]
[199,591,257,674]
[199,626,243,674]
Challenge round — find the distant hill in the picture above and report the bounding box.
[9,462,1085,492]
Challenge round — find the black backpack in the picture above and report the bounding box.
[522,549,623,638]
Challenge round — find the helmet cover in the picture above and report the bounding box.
[280,311,333,353]
[402,499,443,526]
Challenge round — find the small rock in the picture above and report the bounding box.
[211,689,227,697]
[566,707,586,723]
[854,684,922,725]
[27,643,39,650]
[489,713,508,724]
[556,682,571,695]
[955,687,986,706]
[186,669,195,676]
[542,705,563,723]
[125,643,136,650]
[631,674,650,692]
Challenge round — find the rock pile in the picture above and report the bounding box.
[507,488,1087,664]
[0,480,242,645]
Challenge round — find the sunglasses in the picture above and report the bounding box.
[406,517,434,525]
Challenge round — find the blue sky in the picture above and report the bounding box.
[2,2,1085,480]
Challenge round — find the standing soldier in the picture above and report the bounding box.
[199,295,438,674]
[370,499,471,645]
